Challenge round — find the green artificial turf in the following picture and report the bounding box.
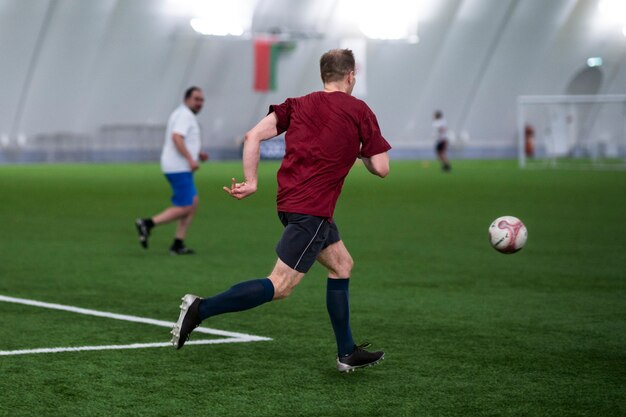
[0,160,624,416]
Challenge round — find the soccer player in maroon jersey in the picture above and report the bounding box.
[171,49,391,372]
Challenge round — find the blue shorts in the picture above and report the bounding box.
[164,172,197,207]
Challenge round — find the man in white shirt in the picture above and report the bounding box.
[135,87,208,255]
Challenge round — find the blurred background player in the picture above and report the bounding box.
[524,123,535,158]
[135,87,209,255]
[171,49,391,372]
[433,110,451,172]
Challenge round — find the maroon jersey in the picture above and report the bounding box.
[270,91,391,219]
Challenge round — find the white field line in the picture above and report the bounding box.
[0,294,270,340]
[0,294,271,356]
[0,338,262,356]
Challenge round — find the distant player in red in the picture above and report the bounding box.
[171,49,391,372]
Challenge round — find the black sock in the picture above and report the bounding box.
[326,278,355,357]
[198,278,275,320]
[172,238,184,249]
[144,218,155,230]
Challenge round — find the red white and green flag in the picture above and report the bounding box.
[254,38,295,92]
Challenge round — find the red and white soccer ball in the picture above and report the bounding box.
[488,216,528,254]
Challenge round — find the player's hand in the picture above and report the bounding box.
[199,151,209,162]
[189,159,200,171]
[223,177,257,200]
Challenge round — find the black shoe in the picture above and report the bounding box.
[442,164,451,172]
[169,246,195,255]
[336,342,385,373]
[135,218,150,249]
[171,294,202,349]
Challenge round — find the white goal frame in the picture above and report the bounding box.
[517,95,626,169]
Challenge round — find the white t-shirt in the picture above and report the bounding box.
[432,118,448,142]
[160,104,201,173]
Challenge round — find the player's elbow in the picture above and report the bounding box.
[377,166,389,178]
[368,153,389,178]
[372,161,390,178]
[243,132,258,143]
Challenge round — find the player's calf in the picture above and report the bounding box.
[268,259,305,300]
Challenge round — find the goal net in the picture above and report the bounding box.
[517,95,626,169]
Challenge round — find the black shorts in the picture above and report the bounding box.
[275,212,341,273]
[436,139,448,152]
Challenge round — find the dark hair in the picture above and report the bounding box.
[184,86,202,100]
[434,110,443,119]
[320,49,355,83]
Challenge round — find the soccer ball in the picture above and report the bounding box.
[488,216,528,254]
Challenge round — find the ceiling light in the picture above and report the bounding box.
[188,0,255,37]
[587,57,603,67]
[338,0,419,41]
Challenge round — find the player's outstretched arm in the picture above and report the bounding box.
[223,113,279,199]
[361,152,390,178]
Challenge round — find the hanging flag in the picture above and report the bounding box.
[254,38,295,92]
[254,38,273,91]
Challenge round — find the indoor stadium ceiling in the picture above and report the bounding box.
[1,0,625,154]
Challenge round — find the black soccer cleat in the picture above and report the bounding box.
[336,342,385,373]
[171,294,202,349]
[169,246,195,256]
[135,218,150,249]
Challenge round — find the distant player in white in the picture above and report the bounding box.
[433,110,451,172]
[135,87,209,255]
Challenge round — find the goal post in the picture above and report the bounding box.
[517,95,626,169]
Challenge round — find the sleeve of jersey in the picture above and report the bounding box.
[268,99,291,135]
[171,114,191,138]
[359,107,392,158]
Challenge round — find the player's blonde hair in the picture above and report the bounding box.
[320,49,355,84]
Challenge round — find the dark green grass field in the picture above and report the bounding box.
[0,160,624,416]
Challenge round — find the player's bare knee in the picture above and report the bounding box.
[346,256,354,273]
[337,256,354,277]
[190,196,199,212]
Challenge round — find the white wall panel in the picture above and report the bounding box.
[0,0,51,139]
[0,0,624,160]
[465,0,578,144]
